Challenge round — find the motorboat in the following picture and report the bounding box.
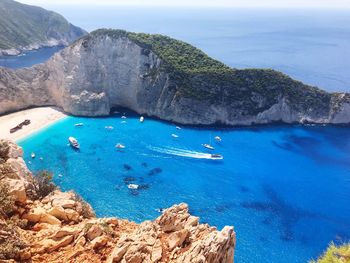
[171,134,179,138]
[74,123,84,127]
[68,136,80,149]
[105,126,114,130]
[31,152,35,158]
[140,116,144,123]
[210,154,223,160]
[128,184,139,190]
[214,136,222,142]
[202,144,215,150]
[121,116,127,119]
[115,143,125,149]
[176,126,181,130]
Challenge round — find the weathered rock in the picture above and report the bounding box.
[167,229,189,250]
[5,178,27,203]
[86,224,103,241]
[90,235,109,250]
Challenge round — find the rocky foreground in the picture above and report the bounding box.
[0,140,235,262]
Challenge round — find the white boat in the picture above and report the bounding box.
[68,136,80,149]
[171,134,179,138]
[176,126,181,130]
[31,152,35,158]
[74,123,84,127]
[211,154,223,160]
[121,116,127,119]
[105,126,114,130]
[128,184,139,190]
[115,143,125,149]
[121,121,127,124]
[140,116,144,123]
[214,136,222,142]
[202,144,215,150]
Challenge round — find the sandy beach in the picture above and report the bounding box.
[0,107,68,142]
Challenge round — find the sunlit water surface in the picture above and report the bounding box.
[19,114,350,263]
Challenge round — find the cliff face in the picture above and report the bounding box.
[1,29,350,125]
[0,139,235,262]
[0,0,86,56]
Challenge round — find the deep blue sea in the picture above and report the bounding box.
[3,6,350,263]
[19,114,350,263]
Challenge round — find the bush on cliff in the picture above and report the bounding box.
[311,242,350,263]
[0,220,27,260]
[32,170,57,199]
[0,181,15,217]
[0,141,10,164]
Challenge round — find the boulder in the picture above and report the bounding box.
[167,229,189,251]
[86,224,103,241]
[5,178,27,203]
[91,235,109,250]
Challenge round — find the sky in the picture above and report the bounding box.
[16,0,350,8]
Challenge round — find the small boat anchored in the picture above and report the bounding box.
[105,126,114,130]
[214,136,222,142]
[128,184,139,190]
[31,152,35,158]
[140,116,144,123]
[68,137,80,149]
[202,144,215,150]
[74,123,84,127]
[115,143,125,149]
[171,134,179,138]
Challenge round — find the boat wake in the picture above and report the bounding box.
[148,146,221,160]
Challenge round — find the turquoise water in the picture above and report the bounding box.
[19,113,350,263]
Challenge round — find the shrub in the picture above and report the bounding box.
[32,170,57,199]
[0,181,15,217]
[310,242,350,263]
[73,192,95,218]
[0,221,27,260]
[0,140,10,164]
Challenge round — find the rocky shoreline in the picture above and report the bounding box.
[0,140,235,262]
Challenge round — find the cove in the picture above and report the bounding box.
[19,113,350,263]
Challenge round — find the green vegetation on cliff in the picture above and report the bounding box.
[86,29,337,117]
[0,0,86,51]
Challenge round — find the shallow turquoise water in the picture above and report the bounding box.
[19,113,350,263]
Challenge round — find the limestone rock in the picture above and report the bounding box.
[86,224,103,241]
[167,229,189,250]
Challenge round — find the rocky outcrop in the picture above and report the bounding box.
[0,0,86,56]
[0,140,235,262]
[1,29,349,125]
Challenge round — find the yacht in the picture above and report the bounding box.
[31,152,35,158]
[68,137,80,149]
[128,184,139,190]
[140,116,144,123]
[171,134,179,138]
[202,144,215,150]
[211,154,223,160]
[214,136,222,142]
[74,123,84,127]
[115,143,125,149]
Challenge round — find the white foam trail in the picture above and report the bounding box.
[148,146,215,160]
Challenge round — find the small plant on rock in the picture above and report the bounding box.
[0,181,15,217]
[73,192,96,218]
[32,170,57,199]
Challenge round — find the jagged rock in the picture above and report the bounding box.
[5,178,27,203]
[90,235,109,250]
[23,207,61,225]
[48,206,68,221]
[38,235,74,253]
[167,229,189,250]
[156,203,193,232]
[86,224,103,241]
